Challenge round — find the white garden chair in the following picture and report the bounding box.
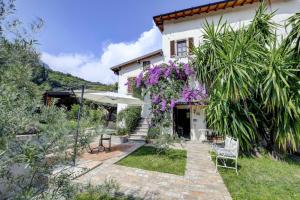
[212,136,239,175]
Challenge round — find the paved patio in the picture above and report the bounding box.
[75,142,231,200]
[52,142,142,179]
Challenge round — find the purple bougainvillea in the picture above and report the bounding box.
[151,94,160,104]
[178,71,187,81]
[145,65,164,86]
[181,85,208,103]
[164,66,172,78]
[160,99,167,111]
[135,60,207,113]
[169,60,180,75]
[183,63,194,76]
[136,72,143,88]
[170,99,175,108]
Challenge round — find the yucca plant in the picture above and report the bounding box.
[193,1,300,153]
[285,13,300,61]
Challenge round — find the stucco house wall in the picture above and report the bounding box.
[162,0,300,61]
[117,54,164,118]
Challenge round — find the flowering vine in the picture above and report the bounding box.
[135,60,207,119]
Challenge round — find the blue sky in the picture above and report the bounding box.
[16,0,214,83]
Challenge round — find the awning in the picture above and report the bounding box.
[74,90,144,106]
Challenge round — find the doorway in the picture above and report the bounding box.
[174,106,191,139]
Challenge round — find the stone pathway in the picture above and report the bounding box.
[75,142,231,200]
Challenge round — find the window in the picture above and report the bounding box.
[177,40,187,57]
[142,61,151,70]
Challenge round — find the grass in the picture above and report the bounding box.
[214,154,300,200]
[116,146,187,175]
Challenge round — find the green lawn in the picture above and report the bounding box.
[215,155,300,200]
[116,146,187,175]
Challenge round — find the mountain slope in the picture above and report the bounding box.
[32,64,117,91]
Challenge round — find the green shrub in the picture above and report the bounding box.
[89,108,105,124]
[132,84,142,99]
[147,126,160,139]
[68,104,80,119]
[68,104,106,127]
[116,128,127,136]
[117,106,141,133]
[74,179,134,200]
[128,78,142,99]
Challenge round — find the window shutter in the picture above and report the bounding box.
[188,37,194,54]
[170,40,175,57]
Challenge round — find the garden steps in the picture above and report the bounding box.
[128,118,149,142]
[134,128,148,132]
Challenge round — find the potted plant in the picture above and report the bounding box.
[111,128,128,144]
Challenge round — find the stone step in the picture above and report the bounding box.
[131,118,149,141]
[138,123,149,126]
[128,135,146,142]
[135,128,149,132]
[137,123,148,126]
[129,135,146,139]
[135,128,148,132]
[131,133,147,137]
[139,119,149,124]
[135,127,149,132]
[128,138,146,143]
[138,123,149,127]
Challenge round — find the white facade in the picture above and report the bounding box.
[162,0,300,61]
[116,53,164,118]
[113,0,300,141]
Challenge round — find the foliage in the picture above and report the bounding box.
[116,128,127,136]
[127,77,142,99]
[211,153,300,200]
[117,146,187,176]
[74,179,137,200]
[136,61,207,127]
[117,106,141,133]
[146,126,160,139]
[68,104,106,128]
[41,68,117,91]
[285,13,300,62]
[0,1,115,199]
[193,2,300,153]
[134,39,206,148]
[152,132,183,153]
[69,104,80,120]
[88,108,106,124]
[75,180,117,200]
[0,103,77,199]
[0,2,97,198]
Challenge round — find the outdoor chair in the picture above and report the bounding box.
[86,133,112,153]
[212,136,239,175]
[86,142,104,153]
[100,133,111,151]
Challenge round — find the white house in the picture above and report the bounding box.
[111,0,300,141]
[110,49,164,119]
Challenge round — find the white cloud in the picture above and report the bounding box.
[41,25,162,84]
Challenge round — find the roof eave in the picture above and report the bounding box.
[153,0,259,32]
[110,49,163,74]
